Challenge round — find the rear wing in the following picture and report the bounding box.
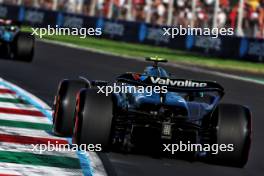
[116,73,224,94]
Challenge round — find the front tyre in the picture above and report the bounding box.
[209,104,251,167]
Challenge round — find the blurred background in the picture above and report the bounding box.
[1,0,264,39]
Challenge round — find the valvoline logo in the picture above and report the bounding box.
[132,74,148,81]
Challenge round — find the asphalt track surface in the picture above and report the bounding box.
[0,41,263,176]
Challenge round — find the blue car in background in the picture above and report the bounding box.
[52,57,251,167]
[0,19,34,62]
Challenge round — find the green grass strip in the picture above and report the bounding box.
[0,151,81,169]
[23,26,264,74]
[0,119,51,131]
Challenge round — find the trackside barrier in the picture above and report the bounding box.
[1,4,263,62]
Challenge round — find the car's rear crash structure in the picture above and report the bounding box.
[52,58,251,167]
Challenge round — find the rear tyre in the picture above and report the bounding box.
[52,79,88,137]
[13,32,35,62]
[73,89,113,151]
[209,104,251,167]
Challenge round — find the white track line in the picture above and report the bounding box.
[40,39,264,86]
[0,126,66,140]
[0,102,37,111]
[86,152,107,176]
[0,85,9,89]
[0,113,51,124]
[168,63,264,86]
[0,93,20,99]
[0,170,21,176]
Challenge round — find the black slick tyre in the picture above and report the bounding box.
[52,79,88,137]
[73,89,113,151]
[209,104,251,167]
[13,32,35,62]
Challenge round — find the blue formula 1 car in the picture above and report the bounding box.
[0,19,34,62]
[52,57,251,167]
